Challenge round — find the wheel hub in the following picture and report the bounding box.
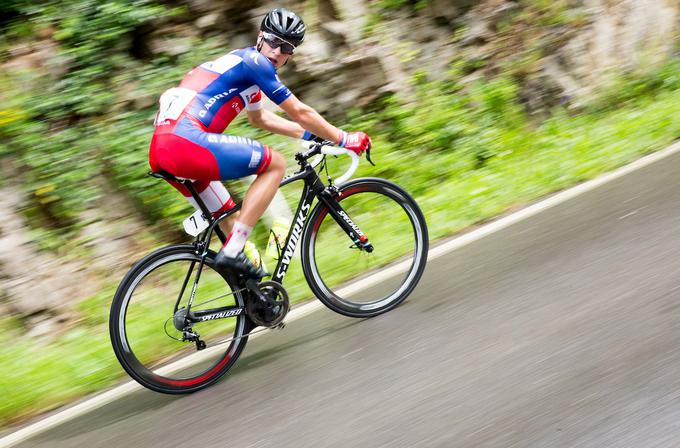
[173,307,188,331]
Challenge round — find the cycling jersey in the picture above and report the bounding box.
[153,47,292,134]
[149,47,292,215]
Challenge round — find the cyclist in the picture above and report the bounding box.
[149,8,372,278]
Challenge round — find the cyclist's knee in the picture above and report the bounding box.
[267,150,286,174]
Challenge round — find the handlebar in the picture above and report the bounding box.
[300,142,361,185]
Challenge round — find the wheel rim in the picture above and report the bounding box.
[306,184,426,312]
[116,252,246,388]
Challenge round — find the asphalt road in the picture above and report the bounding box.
[17,150,680,448]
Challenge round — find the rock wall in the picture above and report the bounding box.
[0,185,98,337]
[545,0,679,106]
[291,0,679,113]
[2,0,678,336]
[0,159,146,337]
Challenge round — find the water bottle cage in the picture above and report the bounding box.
[270,228,285,260]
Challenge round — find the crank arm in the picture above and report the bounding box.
[246,278,269,305]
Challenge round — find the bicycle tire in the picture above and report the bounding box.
[109,244,252,394]
[301,178,428,317]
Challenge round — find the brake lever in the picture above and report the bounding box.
[365,148,376,166]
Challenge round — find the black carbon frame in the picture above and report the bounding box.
[176,151,368,320]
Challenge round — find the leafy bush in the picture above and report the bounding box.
[1,0,680,427]
[0,0,190,242]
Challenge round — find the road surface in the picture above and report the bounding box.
[14,148,680,447]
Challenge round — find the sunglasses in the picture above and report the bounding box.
[261,32,297,55]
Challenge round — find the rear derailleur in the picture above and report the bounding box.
[172,308,207,350]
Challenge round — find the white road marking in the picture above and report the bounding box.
[2,141,679,448]
[341,348,363,359]
[618,210,639,220]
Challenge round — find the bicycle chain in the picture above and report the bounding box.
[163,280,290,345]
[189,286,247,310]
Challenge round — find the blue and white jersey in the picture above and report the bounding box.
[154,47,292,134]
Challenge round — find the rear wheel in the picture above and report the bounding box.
[301,178,428,317]
[109,245,251,394]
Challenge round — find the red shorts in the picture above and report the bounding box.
[149,116,272,215]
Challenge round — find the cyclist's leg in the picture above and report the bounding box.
[174,180,241,235]
[238,150,286,227]
[153,121,285,276]
[171,180,236,216]
[190,133,285,276]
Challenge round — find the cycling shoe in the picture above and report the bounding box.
[214,251,269,279]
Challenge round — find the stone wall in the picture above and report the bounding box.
[2,0,678,336]
[552,0,679,103]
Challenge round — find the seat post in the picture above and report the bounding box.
[183,180,212,222]
[150,171,228,244]
[182,180,228,244]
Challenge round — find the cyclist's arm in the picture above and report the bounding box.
[278,95,342,144]
[242,50,342,144]
[247,107,305,139]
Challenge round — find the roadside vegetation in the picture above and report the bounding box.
[1,0,679,429]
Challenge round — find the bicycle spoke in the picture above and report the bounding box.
[110,246,250,393]
[302,180,428,317]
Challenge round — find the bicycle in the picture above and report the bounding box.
[109,142,429,393]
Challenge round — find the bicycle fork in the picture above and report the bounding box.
[318,190,374,253]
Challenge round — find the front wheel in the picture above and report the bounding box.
[301,178,428,317]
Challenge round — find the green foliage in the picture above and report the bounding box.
[376,0,429,11]
[0,0,198,242]
[2,0,680,430]
[587,59,680,113]
[352,74,525,180]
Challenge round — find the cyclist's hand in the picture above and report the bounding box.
[340,131,372,155]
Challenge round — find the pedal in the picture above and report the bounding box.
[195,340,206,350]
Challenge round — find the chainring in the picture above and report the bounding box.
[246,281,289,327]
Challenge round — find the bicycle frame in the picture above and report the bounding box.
[206,164,369,278]
[169,150,371,323]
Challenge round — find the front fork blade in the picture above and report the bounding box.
[322,195,373,252]
[359,241,374,253]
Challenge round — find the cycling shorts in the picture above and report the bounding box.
[149,116,272,215]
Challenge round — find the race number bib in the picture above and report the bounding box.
[183,209,210,237]
[155,87,196,124]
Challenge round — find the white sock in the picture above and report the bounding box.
[221,221,253,257]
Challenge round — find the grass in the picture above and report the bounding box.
[3,73,680,430]
[3,86,680,429]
